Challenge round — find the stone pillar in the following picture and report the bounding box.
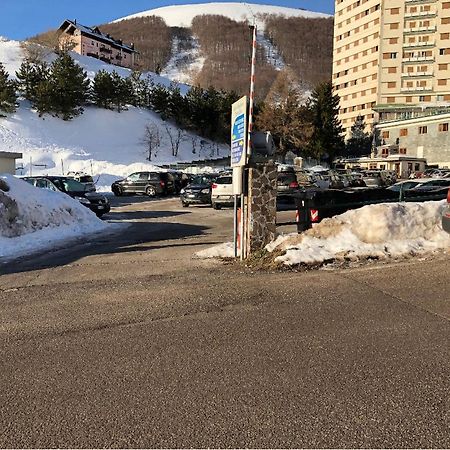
[246,161,278,254]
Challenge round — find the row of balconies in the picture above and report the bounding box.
[404,11,436,19]
[400,86,432,92]
[404,26,437,33]
[401,71,434,77]
[403,41,435,48]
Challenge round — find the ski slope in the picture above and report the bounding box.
[113,2,331,29]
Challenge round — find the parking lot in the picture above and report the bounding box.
[1,194,450,448]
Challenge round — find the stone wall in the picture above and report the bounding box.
[247,162,277,253]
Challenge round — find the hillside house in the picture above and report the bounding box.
[58,19,137,69]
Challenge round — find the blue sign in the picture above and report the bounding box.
[230,96,247,167]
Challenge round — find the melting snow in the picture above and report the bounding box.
[197,201,450,266]
[0,174,112,262]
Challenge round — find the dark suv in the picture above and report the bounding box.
[111,172,176,197]
[23,176,110,217]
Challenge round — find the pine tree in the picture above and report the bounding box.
[110,71,133,113]
[128,71,150,108]
[149,82,170,117]
[0,63,17,116]
[92,70,115,109]
[16,60,50,105]
[308,81,345,163]
[345,114,372,157]
[48,52,90,120]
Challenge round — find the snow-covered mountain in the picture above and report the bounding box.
[0,38,229,191]
[113,2,331,29]
[109,2,332,88]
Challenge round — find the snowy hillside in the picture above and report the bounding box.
[113,2,331,29]
[0,38,229,191]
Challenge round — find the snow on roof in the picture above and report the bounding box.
[112,2,331,29]
[60,19,136,53]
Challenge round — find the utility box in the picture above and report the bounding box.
[249,131,275,164]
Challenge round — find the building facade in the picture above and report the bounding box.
[333,0,450,167]
[58,20,137,69]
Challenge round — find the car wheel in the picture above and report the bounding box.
[212,202,221,210]
[146,185,156,197]
[113,186,122,196]
[182,202,189,207]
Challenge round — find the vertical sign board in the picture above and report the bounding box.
[231,96,248,167]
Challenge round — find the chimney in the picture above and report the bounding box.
[131,42,134,50]
[74,19,77,25]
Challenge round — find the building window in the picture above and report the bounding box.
[399,148,407,154]
[382,131,390,139]
[400,128,408,137]
[419,126,428,134]
[439,123,449,132]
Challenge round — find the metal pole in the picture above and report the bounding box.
[247,24,257,161]
[243,24,257,260]
[233,195,238,258]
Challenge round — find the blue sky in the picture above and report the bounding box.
[0,0,334,40]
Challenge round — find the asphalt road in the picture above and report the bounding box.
[1,195,449,448]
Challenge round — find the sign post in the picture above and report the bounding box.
[231,96,248,259]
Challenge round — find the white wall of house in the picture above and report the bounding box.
[0,153,22,175]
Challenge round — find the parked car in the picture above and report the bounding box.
[409,178,450,192]
[111,172,176,197]
[361,170,388,187]
[180,174,217,207]
[67,172,96,192]
[277,171,299,195]
[23,176,110,217]
[387,179,428,192]
[442,188,450,233]
[211,175,233,209]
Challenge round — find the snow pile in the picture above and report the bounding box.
[0,174,109,260]
[197,201,450,266]
[196,242,235,259]
[269,201,450,266]
[113,3,331,29]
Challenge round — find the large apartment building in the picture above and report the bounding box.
[333,0,450,136]
[333,0,450,166]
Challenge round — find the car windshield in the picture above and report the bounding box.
[78,176,93,183]
[61,178,86,192]
[191,175,215,185]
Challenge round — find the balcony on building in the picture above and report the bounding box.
[403,40,435,49]
[99,46,112,54]
[403,26,437,34]
[401,70,434,77]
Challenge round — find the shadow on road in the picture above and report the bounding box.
[108,195,178,208]
[2,220,210,276]
[105,210,189,221]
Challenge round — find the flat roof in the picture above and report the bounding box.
[0,151,22,159]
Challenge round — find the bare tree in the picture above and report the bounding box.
[20,41,51,64]
[164,123,185,157]
[142,123,161,161]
